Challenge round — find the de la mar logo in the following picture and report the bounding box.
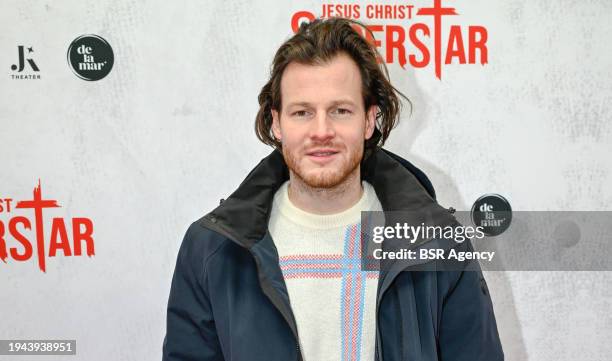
[0,180,95,273]
[67,34,114,81]
[10,45,40,80]
[291,0,489,80]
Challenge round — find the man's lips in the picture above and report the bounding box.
[306,149,339,156]
[305,149,339,163]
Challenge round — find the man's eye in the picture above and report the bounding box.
[293,110,309,117]
[333,108,352,115]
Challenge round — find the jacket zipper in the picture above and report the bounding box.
[374,263,420,361]
[250,246,304,361]
[201,217,304,361]
[374,208,458,360]
[375,277,391,361]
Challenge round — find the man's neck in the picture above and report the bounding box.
[287,168,363,215]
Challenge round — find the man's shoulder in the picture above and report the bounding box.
[178,219,237,269]
[378,148,436,200]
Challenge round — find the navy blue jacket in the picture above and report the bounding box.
[163,147,504,361]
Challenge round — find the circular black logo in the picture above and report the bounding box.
[67,35,114,81]
[471,194,512,236]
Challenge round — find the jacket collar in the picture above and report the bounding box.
[201,146,451,249]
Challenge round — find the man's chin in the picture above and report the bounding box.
[296,169,348,189]
[283,152,362,189]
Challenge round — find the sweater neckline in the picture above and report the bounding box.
[272,180,377,229]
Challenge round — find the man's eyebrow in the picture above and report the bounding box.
[329,99,358,107]
[285,101,313,108]
[285,100,358,108]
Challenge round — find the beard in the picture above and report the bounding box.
[282,142,363,189]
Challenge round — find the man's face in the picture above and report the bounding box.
[271,52,376,188]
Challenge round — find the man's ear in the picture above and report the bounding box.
[364,105,377,140]
[271,109,282,141]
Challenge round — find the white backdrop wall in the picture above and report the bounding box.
[1,0,611,360]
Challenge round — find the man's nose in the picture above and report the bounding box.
[310,112,335,141]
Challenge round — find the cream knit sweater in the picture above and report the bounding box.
[268,180,383,361]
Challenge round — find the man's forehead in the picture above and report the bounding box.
[280,53,363,106]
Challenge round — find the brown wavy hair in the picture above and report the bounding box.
[255,17,410,155]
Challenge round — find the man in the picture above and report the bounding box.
[163,18,503,361]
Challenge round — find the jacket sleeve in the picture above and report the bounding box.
[438,240,504,361]
[162,224,225,361]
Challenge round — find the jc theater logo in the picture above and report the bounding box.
[10,45,41,80]
[0,180,95,272]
